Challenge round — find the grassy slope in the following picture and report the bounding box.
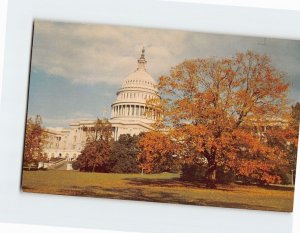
[22,170,294,212]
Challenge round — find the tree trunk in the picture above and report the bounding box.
[206,157,217,188]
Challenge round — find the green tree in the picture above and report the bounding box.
[109,134,140,173]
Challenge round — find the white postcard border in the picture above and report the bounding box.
[0,1,299,233]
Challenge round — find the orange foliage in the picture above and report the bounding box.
[23,115,47,167]
[138,51,296,187]
[138,131,177,173]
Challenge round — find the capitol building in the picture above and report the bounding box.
[44,49,160,160]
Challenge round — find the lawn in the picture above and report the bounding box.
[22,170,294,212]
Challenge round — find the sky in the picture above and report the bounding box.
[27,20,300,127]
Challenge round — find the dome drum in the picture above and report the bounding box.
[111,103,158,121]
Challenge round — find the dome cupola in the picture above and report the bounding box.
[120,48,157,93]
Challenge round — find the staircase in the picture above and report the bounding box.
[47,158,68,170]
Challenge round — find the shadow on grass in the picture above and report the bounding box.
[27,185,284,211]
[124,176,295,193]
[258,184,295,192]
[22,183,292,212]
[123,177,233,191]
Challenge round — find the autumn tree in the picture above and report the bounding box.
[138,131,179,173]
[139,51,293,188]
[23,115,47,169]
[76,118,113,172]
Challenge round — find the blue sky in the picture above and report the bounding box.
[28,69,117,126]
[27,21,300,127]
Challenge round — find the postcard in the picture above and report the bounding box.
[21,20,299,212]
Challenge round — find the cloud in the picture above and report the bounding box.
[31,20,300,101]
[31,21,188,85]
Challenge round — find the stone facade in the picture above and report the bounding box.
[44,49,160,160]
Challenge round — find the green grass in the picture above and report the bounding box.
[22,170,294,212]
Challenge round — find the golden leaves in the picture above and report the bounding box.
[138,51,296,184]
[24,115,47,165]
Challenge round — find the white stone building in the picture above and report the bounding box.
[110,48,160,140]
[44,49,160,160]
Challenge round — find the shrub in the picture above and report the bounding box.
[180,164,206,181]
[72,161,80,170]
[216,168,236,184]
[109,134,140,173]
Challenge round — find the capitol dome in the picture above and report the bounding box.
[121,70,157,91]
[110,48,160,140]
[120,48,157,93]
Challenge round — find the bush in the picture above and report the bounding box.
[180,164,206,181]
[216,168,236,184]
[109,134,140,173]
[181,164,236,184]
[72,161,80,170]
[277,169,291,185]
